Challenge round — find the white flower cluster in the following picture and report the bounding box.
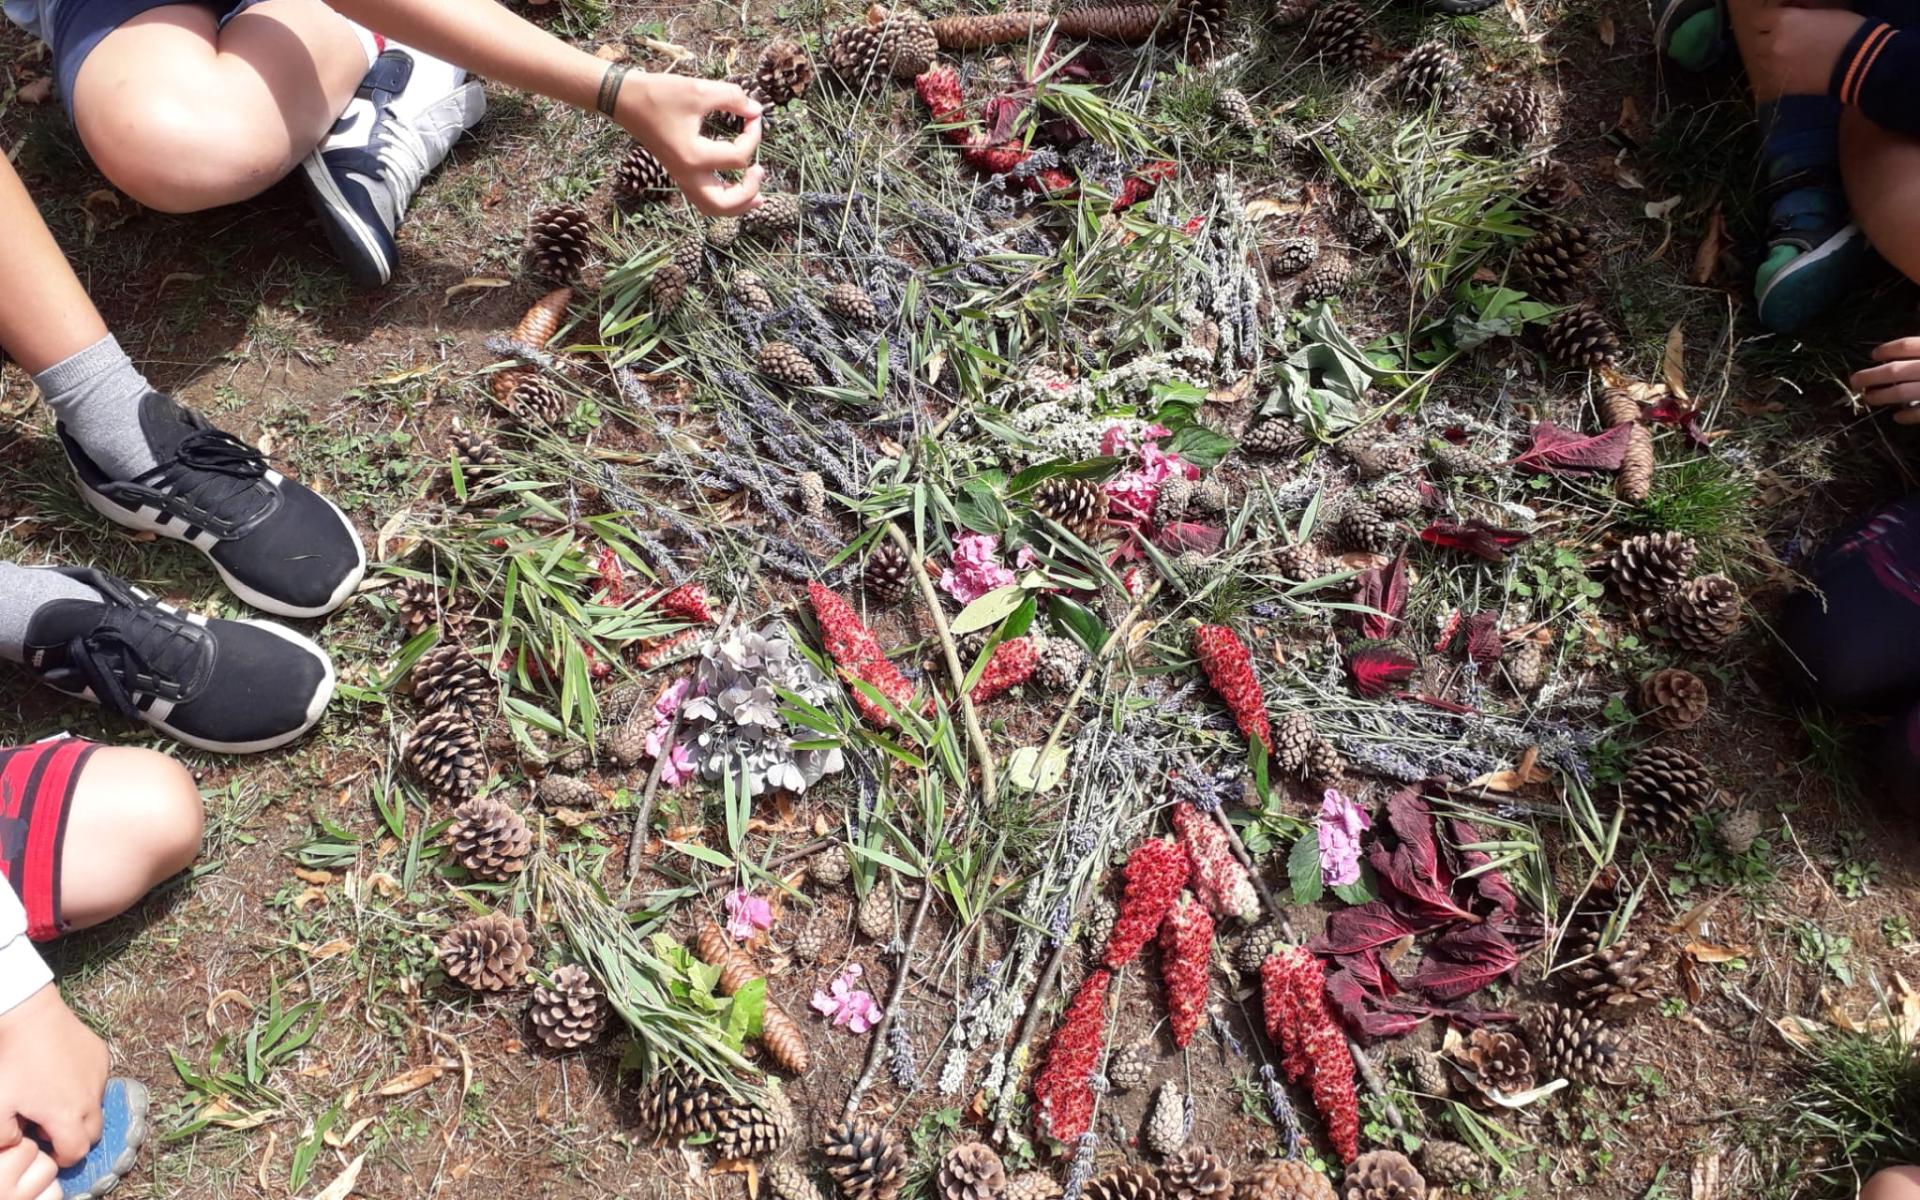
[678,624,845,797]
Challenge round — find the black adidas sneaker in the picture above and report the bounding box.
[19,568,335,754]
[60,394,367,619]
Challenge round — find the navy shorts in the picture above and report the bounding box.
[46,0,260,119]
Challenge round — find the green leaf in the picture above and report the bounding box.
[846,842,923,877]
[665,840,735,869]
[1007,456,1122,495]
[1047,594,1108,654]
[949,585,1028,635]
[954,477,1011,534]
[1002,594,1038,640]
[724,977,767,1045]
[1166,423,1237,470]
[1007,744,1070,793]
[1288,833,1325,906]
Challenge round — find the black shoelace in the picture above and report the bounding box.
[163,428,271,524]
[64,604,204,719]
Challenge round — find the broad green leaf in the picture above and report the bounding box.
[1288,833,1324,906]
[1047,594,1108,654]
[949,584,1027,635]
[1007,744,1070,793]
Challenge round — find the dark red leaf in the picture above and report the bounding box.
[1463,611,1503,663]
[1157,521,1225,553]
[1384,786,1439,866]
[1326,967,1427,1041]
[1449,818,1519,915]
[1648,399,1713,450]
[1348,643,1418,697]
[1351,551,1409,640]
[1312,902,1417,956]
[1341,947,1404,997]
[1409,924,1522,1000]
[982,95,1029,142]
[1509,421,1636,475]
[1419,519,1532,562]
[1372,789,1482,928]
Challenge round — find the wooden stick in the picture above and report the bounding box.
[885,521,996,801]
[842,874,937,1120]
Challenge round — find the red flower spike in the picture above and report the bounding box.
[1159,892,1214,1048]
[1104,837,1191,968]
[1171,802,1258,921]
[971,636,1038,704]
[808,581,886,666]
[847,656,917,726]
[595,545,631,605]
[1032,967,1112,1143]
[1259,946,1360,1164]
[1193,624,1272,752]
[658,582,712,624]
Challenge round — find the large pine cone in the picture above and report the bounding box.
[438,912,532,991]
[406,711,485,801]
[1558,925,1662,1018]
[820,1120,908,1200]
[1268,235,1320,276]
[1521,158,1579,210]
[760,340,821,388]
[615,144,673,203]
[1419,1140,1482,1187]
[1144,1081,1188,1157]
[1243,418,1302,457]
[1639,667,1709,730]
[1343,1152,1424,1200]
[826,282,879,325]
[1619,745,1713,833]
[411,643,493,718]
[1543,305,1619,368]
[1392,40,1461,104]
[756,39,816,105]
[1297,254,1353,302]
[1086,1166,1162,1200]
[446,798,531,881]
[812,843,853,887]
[712,1087,797,1159]
[1032,477,1108,540]
[938,1142,1006,1200]
[530,964,608,1050]
[641,1077,729,1141]
[1666,574,1742,651]
[1273,710,1316,777]
[1456,1027,1533,1094]
[528,203,593,281]
[1159,1147,1231,1200]
[744,192,802,237]
[1033,636,1088,692]
[1171,0,1228,62]
[767,1160,831,1200]
[1239,1163,1333,1200]
[1005,1173,1062,1200]
[825,6,938,80]
[1309,0,1371,68]
[1273,0,1318,23]
[1518,223,1596,302]
[1523,1002,1626,1085]
[1609,531,1697,606]
[1484,86,1546,145]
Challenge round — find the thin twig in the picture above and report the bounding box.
[885,521,997,801]
[625,599,742,885]
[843,875,937,1120]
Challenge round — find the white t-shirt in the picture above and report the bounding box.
[3,0,51,44]
[0,884,53,1017]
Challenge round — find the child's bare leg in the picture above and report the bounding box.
[54,748,204,932]
[1863,1167,1920,1200]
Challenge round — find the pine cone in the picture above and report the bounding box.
[1609,531,1697,606]
[1005,1173,1062,1200]
[1521,159,1578,210]
[734,270,777,313]
[829,6,939,79]
[1243,418,1302,457]
[1086,1165,1162,1200]
[1522,1002,1626,1085]
[643,1078,731,1140]
[1107,1043,1153,1092]
[760,340,821,388]
[1406,1049,1452,1098]
[1342,439,1414,480]
[1033,636,1088,691]
[1306,737,1346,784]
[446,799,531,881]
[1430,440,1496,477]
[820,1121,908,1200]
[653,262,692,320]
[708,216,743,248]
[449,422,503,489]
[1338,502,1399,553]
[406,711,485,801]
[529,964,608,1050]
[756,39,817,105]
[670,236,706,279]
[713,1087,797,1159]
[507,377,570,427]
[1484,86,1545,145]
[615,145,674,203]
[1343,1151,1424,1200]
[1418,1140,1482,1188]
[1268,235,1320,275]
[864,541,913,606]
[767,1160,831,1200]
[938,1143,1006,1200]
[1154,475,1195,527]
[1639,667,1708,730]
[411,644,492,717]
[797,470,827,517]
[1160,1148,1230,1200]
[1518,223,1596,302]
[857,880,892,940]
[1269,543,1328,589]
[1082,894,1117,953]
[1239,1161,1335,1200]
[1144,1082,1188,1157]
[1032,477,1107,539]
[1619,745,1713,833]
[1273,0,1317,23]
[1193,477,1232,513]
[1718,808,1761,855]
[599,714,650,766]
[1666,574,1742,651]
[1297,254,1353,303]
[1618,423,1655,501]
[1455,1027,1532,1094]
[537,772,599,810]
[1310,0,1371,68]
[791,918,830,962]
[744,192,802,237]
[1393,40,1461,104]
[1559,925,1662,1018]
[1371,481,1424,519]
[1506,638,1545,692]
[1216,86,1259,133]
[1172,0,1228,62]
[825,282,879,325]
[1273,710,1315,777]
[811,842,852,888]
[395,577,442,635]
[528,203,593,281]
[438,912,532,991]
[1543,305,1620,369]
[1234,926,1277,976]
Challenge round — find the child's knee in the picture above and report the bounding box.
[77,97,285,213]
[83,746,204,882]
[1862,1167,1920,1200]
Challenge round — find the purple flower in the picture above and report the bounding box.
[1317,788,1370,887]
[811,963,884,1033]
[724,889,773,942]
[940,533,1017,604]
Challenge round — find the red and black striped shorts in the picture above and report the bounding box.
[0,739,98,942]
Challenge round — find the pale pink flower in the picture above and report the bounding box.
[724,889,774,942]
[940,533,1017,604]
[1318,789,1371,887]
[810,963,884,1033]
[1015,545,1041,571]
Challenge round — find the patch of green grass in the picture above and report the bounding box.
[1629,455,1762,572]
[1777,1022,1920,1196]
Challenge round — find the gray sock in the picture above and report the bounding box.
[34,335,159,480]
[0,564,102,663]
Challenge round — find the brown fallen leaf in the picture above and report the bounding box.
[1691,1151,1721,1200]
[307,1154,365,1200]
[593,42,630,61]
[444,276,509,302]
[293,867,334,886]
[1683,940,1750,963]
[205,989,255,1027]
[1692,205,1725,285]
[374,1063,447,1096]
[1467,746,1551,793]
[323,1116,377,1148]
[303,937,354,960]
[1616,95,1645,142]
[1597,13,1616,46]
[1662,323,1691,405]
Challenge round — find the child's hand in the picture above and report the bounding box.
[0,985,108,1166]
[0,1142,58,1200]
[616,74,767,217]
[1851,337,1920,425]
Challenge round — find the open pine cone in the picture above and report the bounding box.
[712,1087,797,1159]
[410,643,493,717]
[825,6,939,80]
[1309,0,1371,68]
[937,1142,1007,1200]
[405,711,485,801]
[1158,1147,1230,1200]
[1454,1027,1533,1095]
[449,422,503,489]
[1522,158,1579,209]
[1620,745,1713,833]
[1342,1151,1424,1200]
[1517,223,1596,302]
[1609,531,1698,606]
[615,144,673,203]
[1239,1162,1335,1200]
[1085,1166,1162,1200]
[529,964,608,1050]
[1543,305,1619,368]
[820,1121,908,1200]
[755,39,816,105]
[1523,1002,1627,1085]
[1032,477,1107,540]
[528,203,593,281]
[1639,667,1709,730]
[1559,925,1663,1017]
[438,912,532,991]
[446,798,531,881]
[1392,40,1460,104]
[1666,574,1742,651]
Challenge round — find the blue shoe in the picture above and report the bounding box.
[299,48,484,286]
[1754,187,1873,333]
[53,1078,148,1200]
[1656,0,1730,70]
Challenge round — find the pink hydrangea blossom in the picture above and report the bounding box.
[645,677,696,788]
[1318,789,1370,887]
[811,963,884,1033]
[1015,545,1041,571]
[940,533,1017,604]
[1099,424,1200,522]
[724,889,774,942]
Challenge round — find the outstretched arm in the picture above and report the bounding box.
[323,0,767,215]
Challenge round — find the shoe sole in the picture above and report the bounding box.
[1755,221,1869,333]
[59,1078,149,1200]
[71,472,369,620]
[298,152,395,288]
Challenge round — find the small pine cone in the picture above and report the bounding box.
[1240,1162,1335,1200]
[1718,809,1761,856]
[1484,86,1546,145]
[743,191,802,237]
[1082,894,1117,952]
[1268,235,1320,275]
[797,470,827,517]
[599,715,650,766]
[395,578,440,634]
[530,964,608,1050]
[537,772,599,811]
[1273,0,1317,23]
[759,340,821,387]
[652,263,691,321]
[1666,574,1742,651]
[1243,418,1302,457]
[1406,1049,1452,1098]
[1559,925,1662,1017]
[1032,477,1108,540]
[1522,1002,1627,1086]
[1418,1140,1482,1188]
[1216,87,1259,133]
[1639,667,1709,730]
[707,216,742,249]
[1192,477,1231,514]
[405,711,485,802]
[767,1160,831,1200]
[1269,543,1328,588]
[641,1077,727,1141]
[1310,0,1371,68]
[615,144,674,203]
[1455,1027,1533,1094]
[1506,638,1545,693]
[528,203,593,281]
[1107,1043,1153,1092]
[1306,737,1346,784]
[449,422,503,489]
[411,643,493,717]
[1430,440,1496,477]
[756,39,816,105]
[1339,502,1399,553]
[1155,475,1195,526]
[1618,424,1655,501]
[1543,305,1620,369]
[1159,1148,1230,1200]
[1343,439,1413,480]
[1518,223,1596,302]
[938,1142,1007,1200]
[1234,925,1277,976]
[863,540,913,606]
[811,843,852,888]
[713,1088,798,1159]
[1521,159,1578,210]
[438,912,532,991]
[1145,1081,1189,1156]
[446,798,532,881]
[670,236,706,279]
[1085,1167,1161,1200]
[1296,254,1353,303]
[857,880,892,940]
[508,377,570,427]
[1032,635,1088,692]
[1610,531,1698,606]
[1619,745,1713,834]
[1393,40,1461,104]
[598,682,649,726]
[825,282,879,325]
[825,7,937,80]
[1371,480,1425,519]
[820,1120,908,1200]
[1005,1173,1062,1200]
[790,918,830,962]
[734,270,777,313]
[1272,711,1315,777]
[1344,1151,1424,1200]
